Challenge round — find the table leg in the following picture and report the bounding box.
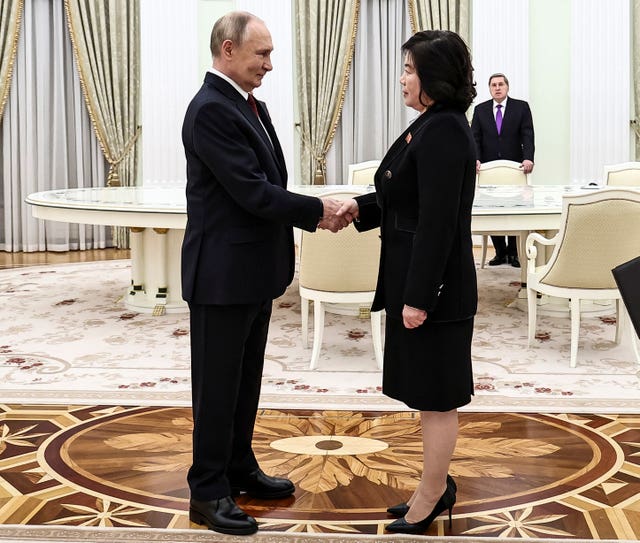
[152,228,169,316]
[124,228,188,314]
[129,227,146,298]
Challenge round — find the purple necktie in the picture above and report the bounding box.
[495,104,503,134]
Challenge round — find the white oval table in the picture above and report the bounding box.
[26,187,187,314]
[26,184,594,314]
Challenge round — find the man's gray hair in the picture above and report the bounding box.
[210,11,258,58]
[488,73,509,86]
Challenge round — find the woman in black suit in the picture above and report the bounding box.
[338,30,477,534]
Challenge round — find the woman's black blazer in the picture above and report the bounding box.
[354,105,478,323]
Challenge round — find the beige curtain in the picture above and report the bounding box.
[408,0,470,43]
[0,0,23,123]
[295,0,360,185]
[64,0,140,247]
[64,0,140,190]
[634,0,640,158]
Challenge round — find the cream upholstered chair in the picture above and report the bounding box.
[347,160,381,185]
[525,188,640,368]
[603,162,640,186]
[299,191,383,369]
[475,159,529,268]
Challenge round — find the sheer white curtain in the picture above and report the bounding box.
[569,0,630,184]
[139,0,197,185]
[326,0,412,185]
[0,0,108,252]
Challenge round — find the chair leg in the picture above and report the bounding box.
[614,299,622,344]
[631,325,640,365]
[620,303,640,364]
[309,300,325,370]
[371,310,383,370]
[632,335,640,365]
[481,235,488,269]
[569,298,580,368]
[301,297,309,349]
[527,286,537,347]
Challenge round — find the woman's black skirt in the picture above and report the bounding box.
[382,316,474,411]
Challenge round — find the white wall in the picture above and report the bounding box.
[529,0,571,185]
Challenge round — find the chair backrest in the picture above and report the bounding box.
[603,162,640,186]
[540,188,640,289]
[299,191,380,292]
[347,160,381,185]
[477,159,528,186]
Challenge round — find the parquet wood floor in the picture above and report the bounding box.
[1,250,639,540]
[0,405,638,539]
[0,248,129,269]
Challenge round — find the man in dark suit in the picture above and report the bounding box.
[471,73,535,267]
[181,11,346,536]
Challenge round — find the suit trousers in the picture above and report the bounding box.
[187,300,272,500]
[490,235,518,257]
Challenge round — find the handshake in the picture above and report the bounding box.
[317,197,359,233]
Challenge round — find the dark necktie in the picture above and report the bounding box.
[495,104,503,134]
[247,94,259,118]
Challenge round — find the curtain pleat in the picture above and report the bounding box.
[634,0,640,158]
[0,0,24,123]
[294,0,360,184]
[408,0,470,43]
[64,0,140,247]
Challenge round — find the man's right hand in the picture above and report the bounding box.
[318,197,351,232]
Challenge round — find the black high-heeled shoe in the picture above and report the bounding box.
[386,474,457,518]
[385,479,456,534]
[386,502,410,517]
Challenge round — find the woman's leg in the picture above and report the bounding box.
[405,409,458,523]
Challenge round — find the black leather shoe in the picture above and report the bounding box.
[509,255,521,268]
[386,475,456,518]
[189,496,258,535]
[488,254,507,266]
[230,468,295,499]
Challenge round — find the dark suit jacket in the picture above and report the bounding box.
[181,72,323,304]
[354,105,478,323]
[471,97,534,163]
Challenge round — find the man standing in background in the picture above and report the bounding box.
[471,73,535,268]
[181,11,347,536]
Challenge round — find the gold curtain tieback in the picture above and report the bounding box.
[107,125,142,186]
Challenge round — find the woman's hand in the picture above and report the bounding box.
[402,304,427,329]
[336,198,359,221]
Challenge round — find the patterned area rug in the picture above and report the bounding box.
[0,260,638,412]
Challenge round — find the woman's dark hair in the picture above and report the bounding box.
[402,30,476,111]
